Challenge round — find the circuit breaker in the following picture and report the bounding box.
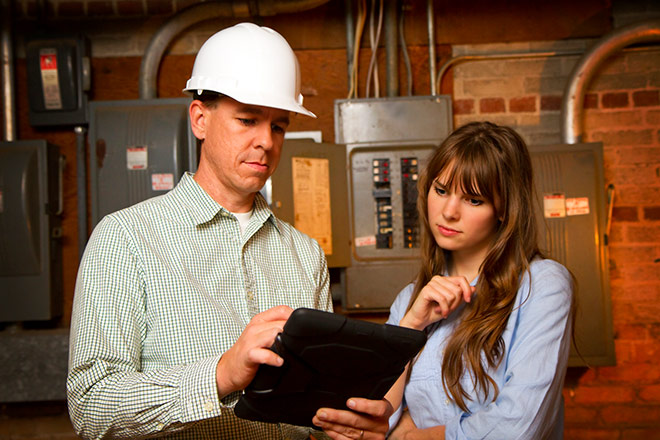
[335,96,453,311]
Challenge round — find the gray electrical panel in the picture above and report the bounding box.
[0,140,63,322]
[88,98,197,226]
[529,142,615,367]
[335,96,454,312]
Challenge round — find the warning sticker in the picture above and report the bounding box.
[355,235,377,247]
[152,173,174,191]
[543,193,566,218]
[566,197,590,216]
[39,48,63,110]
[126,146,148,170]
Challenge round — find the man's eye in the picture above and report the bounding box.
[272,124,286,134]
[238,118,255,126]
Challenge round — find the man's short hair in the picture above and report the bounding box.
[193,90,225,108]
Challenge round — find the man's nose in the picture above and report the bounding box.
[256,122,274,150]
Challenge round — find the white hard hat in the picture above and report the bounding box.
[184,22,316,118]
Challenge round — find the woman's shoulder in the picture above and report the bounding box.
[529,258,571,282]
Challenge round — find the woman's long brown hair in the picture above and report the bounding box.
[410,121,544,412]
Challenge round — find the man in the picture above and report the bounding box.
[67,22,391,440]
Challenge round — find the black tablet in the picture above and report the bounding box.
[234,307,426,427]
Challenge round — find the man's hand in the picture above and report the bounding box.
[312,397,393,440]
[215,305,292,398]
[400,275,474,330]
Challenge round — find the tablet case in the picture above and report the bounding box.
[234,308,426,427]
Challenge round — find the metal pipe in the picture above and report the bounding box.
[427,0,436,95]
[384,0,398,97]
[1,0,16,141]
[561,19,660,144]
[345,0,355,94]
[75,126,87,257]
[139,0,331,100]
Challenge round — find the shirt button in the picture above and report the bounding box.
[445,399,450,405]
[156,422,164,430]
[246,291,254,300]
[204,399,215,413]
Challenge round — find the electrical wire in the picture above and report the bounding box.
[347,0,367,99]
[365,0,384,98]
[399,1,412,96]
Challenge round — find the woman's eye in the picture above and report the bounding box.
[434,186,447,196]
[468,198,483,206]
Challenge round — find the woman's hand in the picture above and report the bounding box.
[312,397,393,440]
[388,409,417,440]
[399,275,475,330]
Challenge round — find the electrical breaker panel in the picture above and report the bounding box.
[335,96,453,311]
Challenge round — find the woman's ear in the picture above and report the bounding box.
[189,100,206,141]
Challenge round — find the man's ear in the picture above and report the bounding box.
[189,100,206,141]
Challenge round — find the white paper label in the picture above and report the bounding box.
[355,235,377,247]
[543,193,566,218]
[126,146,148,170]
[40,49,63,110]
[152,173,174,191]
[566,197,590,216]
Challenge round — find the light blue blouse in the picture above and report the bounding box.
[387,259,573,439]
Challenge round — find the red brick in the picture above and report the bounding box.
[602,92,630,109]
[600,405,660,426]
[640,384,660,402]
[146,0,172,15]
[584,93,599,109]
[87,1,114,16]
[58,1,84,16]
[573,385,636,404]
[565,429,620,440]
[479,97,505,113]
[614,323,652,340]
[541,95,562,111]
[564,406,600,424]
[613,206,639,221]
[633,90,660,107]
[509,96,536,113]
[622,428,660,440]
[599,363,660,383]
[453,99,474,115]
[591,129,654,145]
[627,225,660,243]
[117,1,144,15]
[643,206,660,220]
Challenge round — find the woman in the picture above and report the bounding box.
[385,121,574,440]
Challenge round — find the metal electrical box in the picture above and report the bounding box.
[25,35,90,127]
[88,98,197,226]
[0,141,63,322]
[335,96,453,312]
[529,142,615,367]
[269,139,351,269]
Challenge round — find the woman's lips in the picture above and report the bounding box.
[437,225,460,237]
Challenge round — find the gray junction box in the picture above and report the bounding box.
[88,98,197,227]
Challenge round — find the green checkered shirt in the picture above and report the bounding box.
[68,173,332,439]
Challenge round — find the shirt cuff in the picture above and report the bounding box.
[178,354,224,422]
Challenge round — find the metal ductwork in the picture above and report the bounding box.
[139,0,331,100]
[561,19,660,144]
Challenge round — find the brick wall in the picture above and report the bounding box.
[451,40,660,439]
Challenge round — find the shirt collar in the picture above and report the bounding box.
[172,172,280,233]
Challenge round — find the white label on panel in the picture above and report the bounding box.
[126,146,148,170]
[355,235,377,247]
[543,193,566,218]
[292,157,333,255]
[39,48,63,110]
[152,173,174,191]
[566,197,590,216]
